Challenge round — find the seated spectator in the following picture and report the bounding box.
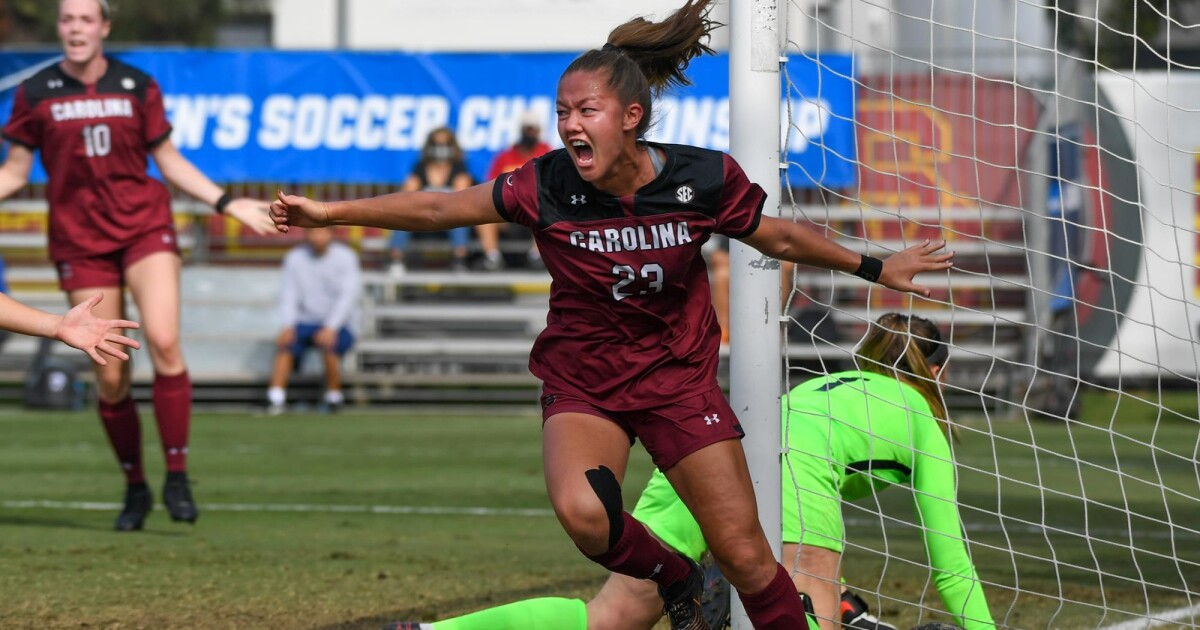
[389,127,474,275]
[267,227,361,414]
[476,110,551,270]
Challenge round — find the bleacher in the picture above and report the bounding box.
[0,197,1032,411]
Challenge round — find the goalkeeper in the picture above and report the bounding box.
[387,313,994,630]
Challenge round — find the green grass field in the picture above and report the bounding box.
[0,392,1196,629]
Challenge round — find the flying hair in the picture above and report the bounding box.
[562,0,721,138]
[853,313,955,441]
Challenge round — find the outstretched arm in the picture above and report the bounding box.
[740,215,954,296]
[150,138,275,235]
[269,181,503,233]
[0,293,140,365]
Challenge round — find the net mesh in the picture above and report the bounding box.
[775,1,1200,627]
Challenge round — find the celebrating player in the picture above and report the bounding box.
[384,313,994,630]
[271,1,953,627]
[0,0,276,531]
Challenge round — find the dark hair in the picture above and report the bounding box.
[854,313,953,440]
[562,0,720,138]
[420,126,464,164]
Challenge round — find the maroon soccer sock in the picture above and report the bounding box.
[98,397,145,484]
[583,511,692,588]
[738,563,810,629]
[153,371,192,473]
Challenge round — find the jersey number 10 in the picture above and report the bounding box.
[82,124,112,158]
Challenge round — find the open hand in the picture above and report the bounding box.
[55,294,141,366]
[879,240,955,296]
[224,197,277,235]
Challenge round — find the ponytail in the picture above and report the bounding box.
[854,313,954,441]
[562,0,720,138]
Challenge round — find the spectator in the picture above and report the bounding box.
[389,127,474,275]
[477,110,552,270]
[267,226,361,415]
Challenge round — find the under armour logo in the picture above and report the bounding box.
[541,395,558,408]
[48,79,63,89]
[704,414,720,426]
[570,194,586,205]
[162,233,173,244]
[676,185,694,204]
[122,77,136,90]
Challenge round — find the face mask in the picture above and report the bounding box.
[429,144,454,161]
[519,131,540,149]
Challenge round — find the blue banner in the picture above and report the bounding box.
[1,50,856,188]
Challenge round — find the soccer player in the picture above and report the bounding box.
[0,292,140,365]
[0,0,276,532]
[383,313,994,630]
[270,2,953,627]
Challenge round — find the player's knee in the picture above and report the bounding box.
[143,328,181,358]
[551,465,624,552]
[708,530,776,588]
[94,370,131,401]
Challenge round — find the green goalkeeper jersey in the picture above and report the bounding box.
[634,370,995,629]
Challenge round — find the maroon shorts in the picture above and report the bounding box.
[540,385,745,471]
[55,227,181,292]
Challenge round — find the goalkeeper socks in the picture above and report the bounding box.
[153,371,192,472]
[431,597,586,630]
[583,511,691,588]
[98,396,144,484]
[738,563,810,629]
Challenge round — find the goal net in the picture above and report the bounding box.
[772,1,1200,628]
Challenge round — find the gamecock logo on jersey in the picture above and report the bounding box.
[675,185,694,204]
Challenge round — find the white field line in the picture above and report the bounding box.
[2,500,1197,541]
[1097,603,1200,630]
[0,499,553,518]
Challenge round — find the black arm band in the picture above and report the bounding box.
[213,192,232,215]
[853,255,884,283]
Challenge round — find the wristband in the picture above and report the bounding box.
[853,255,884,283]
[214,192,232,215]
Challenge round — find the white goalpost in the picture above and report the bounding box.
[728,0,784,627]
[731,0,1200,628]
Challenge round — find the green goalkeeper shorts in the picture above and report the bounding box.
[632,468,710,561]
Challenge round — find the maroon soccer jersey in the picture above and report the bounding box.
[493,143,766,409]
[2,58,174,260]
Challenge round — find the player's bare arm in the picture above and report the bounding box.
[740,214,954,296]
[271,181,503,233]
[0,292,140,366]
[0,143,34,200]
[149,139,275,235]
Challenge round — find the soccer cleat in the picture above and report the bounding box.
[659,554,710,630]
[380,623,433,630]
[114,483,153,532]
[162,473,199,524]
[697,553,731,629]
[841,589,899,630]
